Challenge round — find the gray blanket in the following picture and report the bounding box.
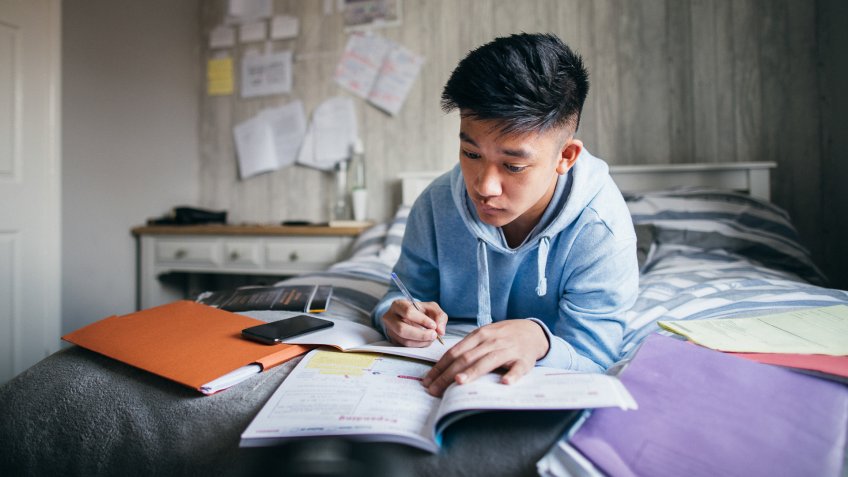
[0,346,573,477]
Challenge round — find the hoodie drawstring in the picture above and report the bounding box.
[476,239,492,326]
[536,236,550,296]
[475,237,549,326]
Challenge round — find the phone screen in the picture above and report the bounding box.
[242,315,334,344]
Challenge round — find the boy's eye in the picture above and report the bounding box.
[505,164,527,173]
[462,150,481,160]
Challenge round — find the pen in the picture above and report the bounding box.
[390,272,445,345]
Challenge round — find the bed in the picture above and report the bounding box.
[2,162,846,477]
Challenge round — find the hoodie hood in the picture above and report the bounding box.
[450,148,611,325]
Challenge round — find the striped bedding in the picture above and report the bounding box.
[277,190,848,359]
[620,188,848,355]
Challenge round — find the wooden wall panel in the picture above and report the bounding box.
[817,0,848,289]
[198,0,827,267]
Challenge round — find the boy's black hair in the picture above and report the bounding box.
[441,33,589,136]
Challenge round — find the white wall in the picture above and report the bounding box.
[62,0,201,333]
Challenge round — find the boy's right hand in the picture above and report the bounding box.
[381,299,447,347]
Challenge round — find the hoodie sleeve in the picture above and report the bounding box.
[371,194,441,336]
[535,221,638,371]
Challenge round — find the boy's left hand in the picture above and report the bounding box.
[421,320,549,397]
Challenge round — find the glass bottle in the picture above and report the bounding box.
[332,159,350,221]
[350,138,366,191]
[349,139,367,221]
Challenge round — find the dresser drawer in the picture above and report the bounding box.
[222,241,262,268]
[265,237,349,269]
[155,239,220,266]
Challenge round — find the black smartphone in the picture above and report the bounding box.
[241,315,334,345]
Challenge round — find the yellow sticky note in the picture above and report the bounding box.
[306,350,380,376]
[207,57,233,96]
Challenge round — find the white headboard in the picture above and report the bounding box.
[609,162,776,201]
[399,162,776,207]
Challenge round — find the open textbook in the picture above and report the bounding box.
[241,349,637,453]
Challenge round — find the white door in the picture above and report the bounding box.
[0,0,61,384]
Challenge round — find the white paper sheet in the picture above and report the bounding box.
[334,32,393,99]
[270,15,299,39]
[296,96,358,170]
[228,0,272,23]
[209,25,236,49]
[659,304,848,355]
[239,20,267,43]
[368,44,424,115]
[233,114,277,179]
[241,50,293,97]
[335,32,423,115]
[261,100,307,168]
[341,0,402,31]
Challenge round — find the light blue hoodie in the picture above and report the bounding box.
[372,149,638,372]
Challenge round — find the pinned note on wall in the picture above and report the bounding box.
[270,15,299,40]
[341,0,402,32]
[335,32,424,115]
[334,33,393,99]
[368,44,425,115]
[296,96,359,171]
[228,0,272,23]
[233,100,307,179]
[233,113,277,179]
[207,57,234,96]
[263,101,308,169]
[241,49,293,98]
[239,20,267,43]
[209,25,236,49]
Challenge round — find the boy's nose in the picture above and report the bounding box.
[475,165,502,197]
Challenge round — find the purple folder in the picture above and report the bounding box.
[570,334,848,477]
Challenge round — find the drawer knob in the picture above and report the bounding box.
[174,249,187,259]
[229,250,240,261]
[288,251,299,262]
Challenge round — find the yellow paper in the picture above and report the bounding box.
[306,350,379,376]
[207,57,233,96]
[659,304,848,355]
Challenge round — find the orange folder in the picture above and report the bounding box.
[62,300,311,394]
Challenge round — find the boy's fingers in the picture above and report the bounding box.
[434,310,449,335]
[396,301,437,329]
[500,360,533,385]
[385,318,435,347]
[393,316,437,341]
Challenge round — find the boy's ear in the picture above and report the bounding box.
[556,139,583,175]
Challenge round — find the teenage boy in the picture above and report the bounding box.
[372,33,638,397]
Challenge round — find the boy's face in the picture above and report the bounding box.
[457,115,581,233]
